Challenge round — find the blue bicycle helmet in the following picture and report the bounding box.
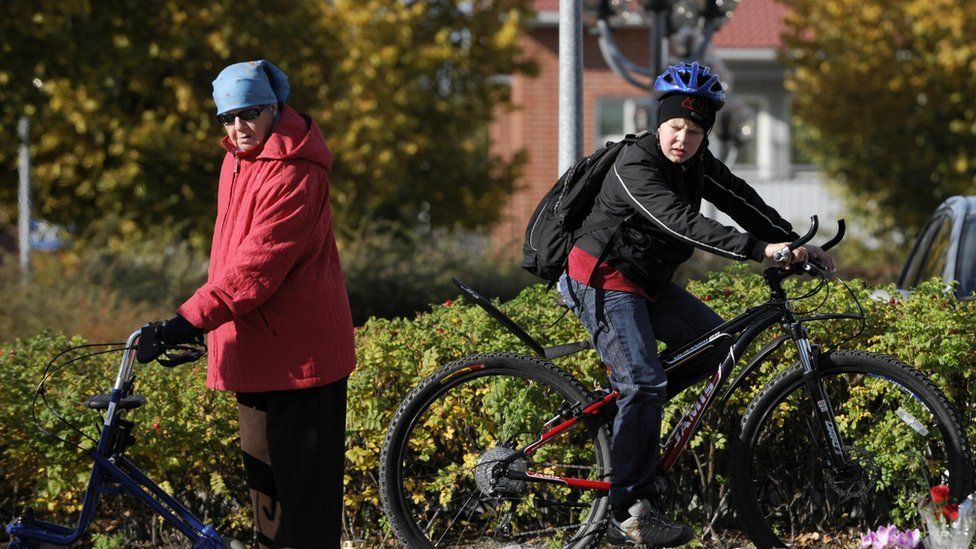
[653,62,726,110]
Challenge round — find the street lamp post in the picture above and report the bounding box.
[18,116,32,280]
[559,0,585,175]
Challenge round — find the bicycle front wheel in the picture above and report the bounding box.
[380,353,612,548]
[731,350,973,547]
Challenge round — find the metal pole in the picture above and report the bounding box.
[651,11,668,78]
[558,0,583,175]
[18,116,31,278]
[644,0,671,78]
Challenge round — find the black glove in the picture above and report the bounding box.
[161,314,204,345]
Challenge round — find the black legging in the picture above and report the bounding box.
[237,377,348,548]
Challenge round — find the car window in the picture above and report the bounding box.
[917,216,954,283]
[957,214,976,297]
[898,216,945,289]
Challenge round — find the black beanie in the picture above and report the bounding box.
[657,93,717,131]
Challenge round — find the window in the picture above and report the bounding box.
[732,97,761,167]
[918,218,953,282]
[956,214,976,296]
[597,97,626,143]
[903,215,953,288]
[707,96,762,168]
[595,97,656,145]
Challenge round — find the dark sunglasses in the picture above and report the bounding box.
[216,105,271,126]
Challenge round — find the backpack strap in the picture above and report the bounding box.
[546,215,631,291]
[585,221,625,288]
[571,218,619,239]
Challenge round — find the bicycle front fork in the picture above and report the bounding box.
[792,327,854,472]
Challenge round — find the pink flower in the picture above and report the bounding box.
[859,524,920,549]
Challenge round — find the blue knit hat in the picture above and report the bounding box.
[212,60,290,115]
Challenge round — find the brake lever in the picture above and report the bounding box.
[803,258,835,280]
[156,343,207,368]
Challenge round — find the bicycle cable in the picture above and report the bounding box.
[831,275,867,350]
[766,265,829,307]
[788,264,868,351]
[32,343,128,451]
[790,267,831,315]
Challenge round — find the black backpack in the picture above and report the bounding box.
[522,132,645,282]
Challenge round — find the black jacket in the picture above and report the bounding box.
[575,133,799,294]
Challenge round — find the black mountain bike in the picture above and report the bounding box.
[379,217,973,548]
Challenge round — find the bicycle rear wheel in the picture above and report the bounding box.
[731,350,973,547]
[380,353,612,548]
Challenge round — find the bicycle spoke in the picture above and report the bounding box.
[733,352,972,546]
[382,355,612,548]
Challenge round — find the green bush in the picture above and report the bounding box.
[0,334,247,546]
[3,264,976,544]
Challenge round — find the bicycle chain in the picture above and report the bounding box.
[497,461,608,542]
[510,522,583,538]
[532,462,604,472]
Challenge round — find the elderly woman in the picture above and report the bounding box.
[161,60,356,548]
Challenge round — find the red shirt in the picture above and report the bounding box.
[567,246,655,301]
[179,106,356,392]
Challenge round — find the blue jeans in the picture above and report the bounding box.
[557,274,727,511]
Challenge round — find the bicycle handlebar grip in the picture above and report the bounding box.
[790,215,819,250]
[821,219,846,252]
[773,215,819,263]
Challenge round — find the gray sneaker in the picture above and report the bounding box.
[608,499,694,547]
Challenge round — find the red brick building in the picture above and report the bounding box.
[491,0,839,246]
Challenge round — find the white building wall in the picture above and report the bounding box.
[703,173,844,232]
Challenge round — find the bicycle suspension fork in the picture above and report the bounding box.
[788,312,853,471]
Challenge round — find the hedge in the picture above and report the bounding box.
[2,264,975,546]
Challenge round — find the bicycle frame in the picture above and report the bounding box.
[503,266,860,493]
[5,329,226,549]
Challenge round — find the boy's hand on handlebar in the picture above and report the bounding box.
[764,242,807,266]
[161,314,204,345]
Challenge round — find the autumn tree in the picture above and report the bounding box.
[781,0,976,238]
[0,0,534,245]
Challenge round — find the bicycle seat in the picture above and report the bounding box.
[84,393,147,411]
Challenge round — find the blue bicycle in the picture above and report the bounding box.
[5,323,244,548]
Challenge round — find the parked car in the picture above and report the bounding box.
[896,195,976,299]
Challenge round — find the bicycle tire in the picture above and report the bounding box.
[730,350,973,547]
[380,352,613,548]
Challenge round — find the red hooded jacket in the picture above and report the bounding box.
[179,105,356,392]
